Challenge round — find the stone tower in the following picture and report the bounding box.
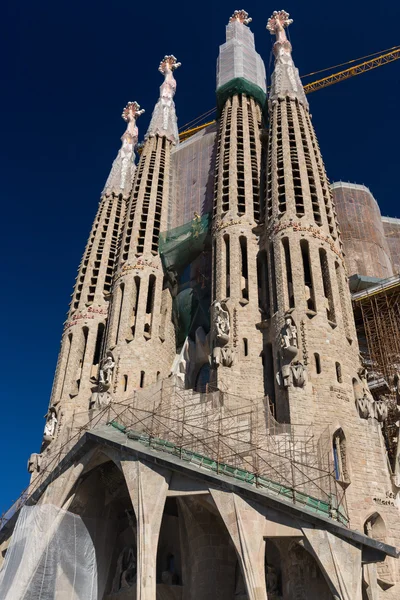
[45,102,143,442]
[104,56,180,394]
[262,10,399,550]
[210,11,266,400]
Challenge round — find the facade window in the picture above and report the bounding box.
[335,362,342,383]
[212,239,217,301]
[269,243,278,313]
[224,235,230,298]
[300,240,316,312]
[115,282,125,345]
[144,275,156,337]
[257,250,270,319]
[319,248,336,324]
[239,236,249,300]
[123,375,128,392]
[243,338,248,356]
[314,353,321,374]
[92,323,105,366]
[60,333,73,399]
[282,237,294,309]
[140,371,145,388]
[332,428,349,483]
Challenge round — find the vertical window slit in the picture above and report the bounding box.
[319,248,336,324]
[144,275,156,337]
[115,282,125,345]
[140,371,145,388]
[282,237,294,309]
[240,236,249,301]
[300,240,316,312]
[257,250,270,319]
[224,235,230,298]
[270,243,278,314]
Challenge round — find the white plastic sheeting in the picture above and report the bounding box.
[0,504,97,600]
[216,19,266,92]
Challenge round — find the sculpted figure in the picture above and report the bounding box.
[99,351,115,387]
[374,400,388,423]
[44,407,58,440]
[214,301,230,342]
[27,453,41,474]
[355,393,373,419]
[280,316,298,350]
[115,546,137,590]
[266,565,279,595]
[291,361,306,387]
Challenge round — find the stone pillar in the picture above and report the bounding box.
[121,458,171,600]
[177,496,237,599]
[303,528,363,600]
[210,489,268,599]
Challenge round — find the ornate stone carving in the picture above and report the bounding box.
[43,406,58,442]
[375,400,388,423]
[27,453,41,474]
[211,302,234,368]
[355,393,373,419]
[214,301,230,344]
[291,361,306,387]
[99,351,115,389]
[280,316,298,353]
[113,545,137,592]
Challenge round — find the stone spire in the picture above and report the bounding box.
[103,102,145,199]
[146,55,181,144]
[267,10,308,109]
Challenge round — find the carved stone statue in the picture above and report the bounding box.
[113,545,137,591]
[374,400,388,423]
[214,301,230,343]
[291,361,306,388]
[43,407,58,441]
[281,316,299,354]
[99,351,115,388]
[355,393,373,419]
[27,453,41,474]
[266,565,280,596]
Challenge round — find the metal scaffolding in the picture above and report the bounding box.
[1,379,349,531]
[353,276,400,467]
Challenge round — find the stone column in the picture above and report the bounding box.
[211,489,268,599]
[303,528,363,600]
[121,458,171,600]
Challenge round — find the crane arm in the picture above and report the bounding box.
[178,47,400,141]
[303,48,400,94]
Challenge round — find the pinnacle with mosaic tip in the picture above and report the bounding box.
[266,9,293,39]
[229,9,252,25]
[122,101,145,122]
[158,55,181,74]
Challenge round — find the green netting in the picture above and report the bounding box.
[173,285,210,346]
[159,213,211,274]
[216,77,267,117]
[159,214,211,346]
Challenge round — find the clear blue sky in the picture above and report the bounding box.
[1,0,399,513]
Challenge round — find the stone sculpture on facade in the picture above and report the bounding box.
[43,406,58,442]
[113,545,137,591]
[27,453,41,474]
[211,301,233,368]
[277,316,306,388]
[99,351,115,388]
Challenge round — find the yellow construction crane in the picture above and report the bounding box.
[178,46,400,142]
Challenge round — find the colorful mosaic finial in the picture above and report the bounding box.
[267,10,293,40]
[122,101,145,122]
[229,10,252,25]
[158,55,181,74]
